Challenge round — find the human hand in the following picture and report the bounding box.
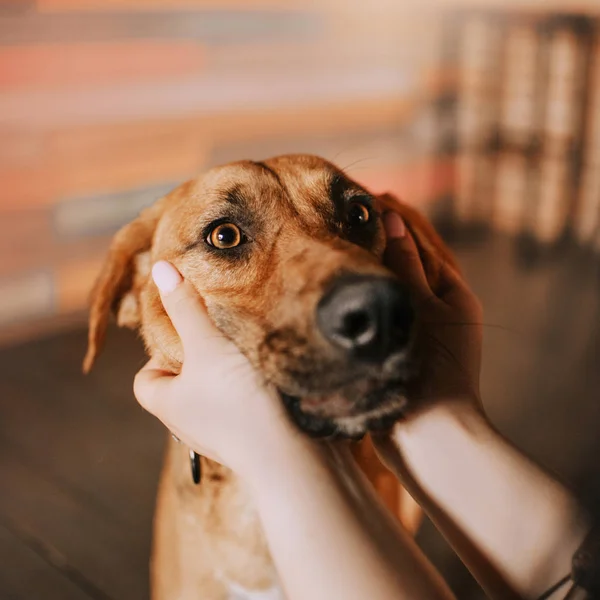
[382,211,483,414]
[133,261,298,481]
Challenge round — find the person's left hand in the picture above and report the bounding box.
[133,261,299,482]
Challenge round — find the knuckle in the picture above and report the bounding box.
[133,373,153,409]
[133,373,144,397]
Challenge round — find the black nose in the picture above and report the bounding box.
[316,274,414,362]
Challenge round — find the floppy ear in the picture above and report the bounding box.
[82,201,164,373]
[376,193,459,293]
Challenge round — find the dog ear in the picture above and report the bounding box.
[376,192,459,294]
[82,201,165,374]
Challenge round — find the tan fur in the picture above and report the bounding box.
[84,155,458,599]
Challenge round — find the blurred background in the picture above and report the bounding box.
[0,1,599,598]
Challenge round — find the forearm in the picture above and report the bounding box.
[383,402,589,599]
[246,430,454,600]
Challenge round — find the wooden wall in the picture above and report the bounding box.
[0,0,455,343]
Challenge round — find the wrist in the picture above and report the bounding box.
[238,420,330,494]
[384,398,490,489]
[400,395,486,436]
[398,397,488,445]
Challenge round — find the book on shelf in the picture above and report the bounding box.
[498,21,539,149]
[577,162,600,246]
[454,12,502,226]
[575,39,600,246]
[594,221,600,253]
[534,153,572,244]
[529,17,591,245]
[494,151,530,234]
[493,18,539,234]
[455,150,495,225]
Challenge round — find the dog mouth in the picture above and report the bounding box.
[271,339,417,439]
[277,368,411,440]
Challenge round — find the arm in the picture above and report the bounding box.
[135,261,455,600]
[376,212,589,599]
[377,402,588,600]
[245,430,454,600]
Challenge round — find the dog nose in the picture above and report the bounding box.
[316,274,414,362]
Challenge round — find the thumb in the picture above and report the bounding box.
[382,211,432,301]
[151,261,225,359]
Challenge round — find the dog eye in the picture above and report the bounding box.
[207,223,243,249]
[347,201,370,226]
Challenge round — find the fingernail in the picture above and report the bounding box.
[152,261,182,294]
[383,211,406,239]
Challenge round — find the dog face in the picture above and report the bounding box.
[84,154,457,437]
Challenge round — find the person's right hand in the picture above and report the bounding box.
[133,260,299,483]
[382,211,484,414]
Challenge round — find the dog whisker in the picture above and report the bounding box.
[421,321,519,335]
[420,333,480,399]
[329,144,372,164]
[421,331,468,374]
[338,156,379,174]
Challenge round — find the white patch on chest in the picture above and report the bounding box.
[227,582,285,600]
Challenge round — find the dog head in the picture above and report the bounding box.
[84,154,457,437]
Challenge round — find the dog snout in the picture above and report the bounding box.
[316,274,414,362]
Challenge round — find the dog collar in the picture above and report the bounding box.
[189,449,201,485]
[171,433,201,484]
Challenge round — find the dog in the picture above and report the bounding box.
[83,154,458,600]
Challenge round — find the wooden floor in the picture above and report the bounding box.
[0,323,163,599]
[0,232,599,600]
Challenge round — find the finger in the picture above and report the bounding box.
[151,261,226,357]
[133,357,175,416]
[382,211,432,301]
[436,262,482,316]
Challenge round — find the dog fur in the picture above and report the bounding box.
[84,155,458,600]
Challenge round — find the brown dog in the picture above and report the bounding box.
[84,155,458,600]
